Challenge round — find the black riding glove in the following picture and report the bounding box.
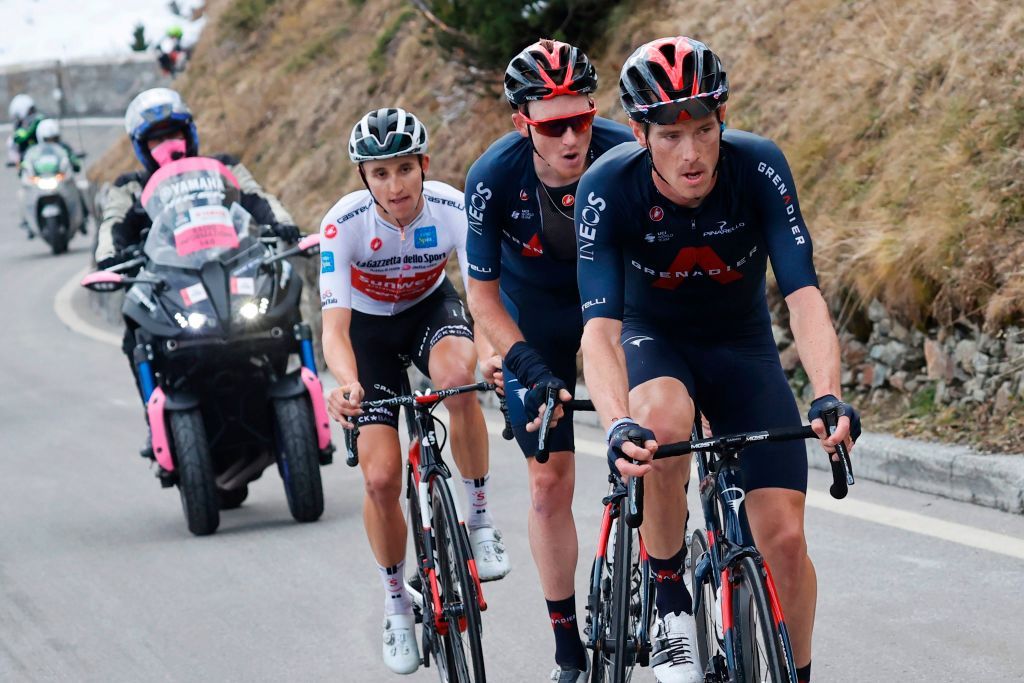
[807,394,861,443]
[504,341,565,421]
[606,418,656,476]
[272,223,301,242]
[97,249,132,271]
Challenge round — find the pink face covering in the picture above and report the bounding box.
[150,138,187,167]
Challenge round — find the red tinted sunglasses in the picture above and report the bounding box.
[520,107,597,137]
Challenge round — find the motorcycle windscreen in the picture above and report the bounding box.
[140,156,256,270]
[23,143,68,176]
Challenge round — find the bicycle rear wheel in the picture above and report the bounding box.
[731,556,790,683]
[431,476,486,682]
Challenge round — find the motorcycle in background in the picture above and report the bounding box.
[82,156,333,536]
[20,143,88,254]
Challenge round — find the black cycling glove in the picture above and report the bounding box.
[272,223,301,242]
[504,342,566,421]
[606,418,656,476]
[807,394,861,442]
[97,248,135,271]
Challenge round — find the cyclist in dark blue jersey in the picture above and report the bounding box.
[464,39,633,682]
[577,38,861,683]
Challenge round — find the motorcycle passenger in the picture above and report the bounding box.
[321,108,511,675]
[95,87,299,451]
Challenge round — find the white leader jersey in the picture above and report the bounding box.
[318,181,470,315]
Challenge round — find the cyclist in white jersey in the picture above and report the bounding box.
[320,108,510,676]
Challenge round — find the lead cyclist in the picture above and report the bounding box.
[577,38,861,683]
[320,108,511,676]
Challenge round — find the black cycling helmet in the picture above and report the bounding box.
[504,39,598,109]
[619,37,728,125]
[348,107,429,163]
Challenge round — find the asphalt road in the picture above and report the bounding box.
[1,125,1023,682]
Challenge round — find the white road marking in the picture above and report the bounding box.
[484,416,1024,561]
[53,266,120,347]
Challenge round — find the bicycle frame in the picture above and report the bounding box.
[690,439,797,682]
[397,372,489,634]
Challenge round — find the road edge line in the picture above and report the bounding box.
[54,266,121,347]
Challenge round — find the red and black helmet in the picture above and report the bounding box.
[504,39,598,109]
[619,37,728,125]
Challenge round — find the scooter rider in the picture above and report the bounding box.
[35,118,83,172]
[95,87,299,454]
[9,94,47,158]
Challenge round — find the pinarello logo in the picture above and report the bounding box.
[649,206,664,222]
[561,194,575,207]
[520,189,529,201]
[370,237,382,251]
[324,224,338,238]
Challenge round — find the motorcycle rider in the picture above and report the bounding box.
[95,87,299,454]
[35,118,83,172]
[9,94,47,158]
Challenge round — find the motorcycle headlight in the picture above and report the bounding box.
[34,175,61,191]
[239,301,259,320]
[187,312,207,329]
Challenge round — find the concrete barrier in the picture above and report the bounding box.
[1,54,170,118]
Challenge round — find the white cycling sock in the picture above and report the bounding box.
[462,475,493,530]
[378,560,412,616]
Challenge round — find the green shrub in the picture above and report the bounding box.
[221,0,277,34]
[419,0,626,71]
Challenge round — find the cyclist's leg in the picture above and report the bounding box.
[351,310,420,673]
[690,332,814,675]
[501,286,586,671]
[622,322,703,683]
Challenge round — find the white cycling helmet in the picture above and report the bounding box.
[8,94,35,121]
[124,87,198,172]
[37,118,61,142]
[348,108,428,163]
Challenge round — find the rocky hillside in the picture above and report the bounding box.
[93,0,1024,449]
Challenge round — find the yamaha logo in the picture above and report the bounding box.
[324,224,338,239]
[649,206,664,222]
[520,189,529,201]
[561,194,575,207]
[370,237,382,251]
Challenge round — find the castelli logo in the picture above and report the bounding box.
[370,237,382,251]
[649,206,664,222]
[561,194,575,207]
[519,189,529,201]
[324,224,338,238]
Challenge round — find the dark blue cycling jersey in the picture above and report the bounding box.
[576,129,818,336]
[465,117,633,292]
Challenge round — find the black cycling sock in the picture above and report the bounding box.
[796,661,811,683]
[650,544,693,616]
[546,595,587,669]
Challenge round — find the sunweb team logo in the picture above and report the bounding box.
[324,223,338,239]
[562,194,575,207]
[370,237,382,251]
[649,206,664,222]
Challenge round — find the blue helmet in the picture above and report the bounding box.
[124,88,199,172]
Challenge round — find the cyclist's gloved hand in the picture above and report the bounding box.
[606,418,656,476]
[272,223,301,242]
[504,341,561,420]
[523,376,567,422]
[97,249,132,271]
[807,394,861,442]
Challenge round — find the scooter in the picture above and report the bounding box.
[82,156,333,536]
[20,143,87,254]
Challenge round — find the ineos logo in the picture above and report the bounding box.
[467,181,493,236]
[577,191,606,262]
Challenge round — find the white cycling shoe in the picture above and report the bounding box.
[650,611,703,683]
[469,525,511,582]
[382,613,420,675]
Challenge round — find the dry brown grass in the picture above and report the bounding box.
[93,0,1024,332]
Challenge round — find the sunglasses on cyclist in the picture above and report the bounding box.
[519,107,597,138]
[636,86,727,125]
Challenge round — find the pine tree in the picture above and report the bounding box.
[130,23,149,52]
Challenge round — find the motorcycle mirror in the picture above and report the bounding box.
[81,271,126,292]
[297,233,320,252]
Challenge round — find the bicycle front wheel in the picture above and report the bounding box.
[689,529,722,676]
[731,556,790,683]
[431,477,486,682]
[609,510,638,683]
